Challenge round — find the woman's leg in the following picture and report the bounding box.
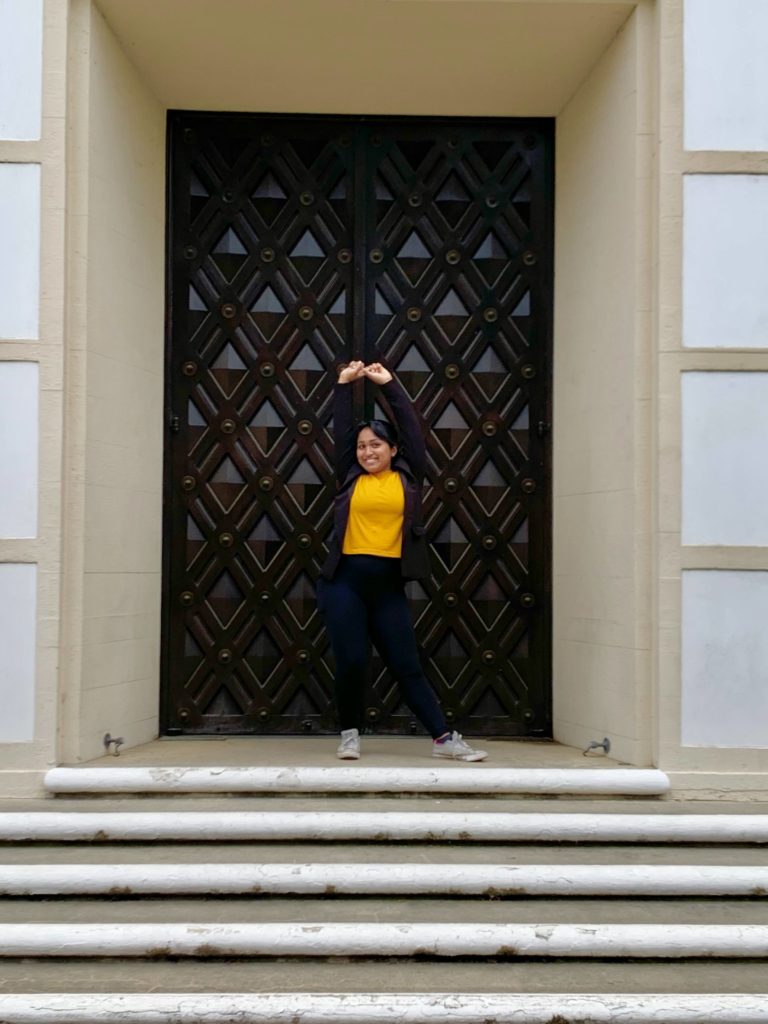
[318,565,370,732]
[368,576,449,739]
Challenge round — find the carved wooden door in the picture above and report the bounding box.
[163,114,553,736]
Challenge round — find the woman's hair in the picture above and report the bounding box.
[356,419,398,448]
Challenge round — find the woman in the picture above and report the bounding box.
[318,359,487,762]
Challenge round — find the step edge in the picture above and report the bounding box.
[0,993,766,1024]
[1,922,768,959]
[1,810,765,843]
[1,862,767,897]
[43,767,671,796]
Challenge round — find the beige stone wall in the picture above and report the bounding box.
[654,0,768,789]
[58,0,165,763]
[0,0,68,794]
[9,0,652,783]
[8,0,768,794]
[94,0,634,118]
[552,4,654,767]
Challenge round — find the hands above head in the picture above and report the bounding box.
[361,362,393,385]
[337,360,365,384]
[337,361,393,385]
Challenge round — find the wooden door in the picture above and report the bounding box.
[163,114,553,736]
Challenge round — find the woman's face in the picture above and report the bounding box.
[356,427,397,474]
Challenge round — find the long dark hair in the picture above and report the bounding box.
[356,419,398,448]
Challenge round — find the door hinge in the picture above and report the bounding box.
[170,413,181,434]
[536,421,550,438]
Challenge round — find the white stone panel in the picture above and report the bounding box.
[683,176,768,348]
[0,0,43,140]
[684,0,768,151]
[0,362,38,537]
[0,563,36,742]
[682,570,768,749]
[0,163,40,339]
[682,372,768,545]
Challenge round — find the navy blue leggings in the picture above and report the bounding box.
[318,555,448,738]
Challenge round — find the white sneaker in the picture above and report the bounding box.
[336,728,360,760]
[432,731,487,762]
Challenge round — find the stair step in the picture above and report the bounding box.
[43,766,670,796]
[3,843,767,866]
[2,862,767,897]
[1,922,767,958]
[6,896,767,926]
[12,795,766,813]
[6,787,764,1002]
[3,810,765,842]
[2,958,767,996]
[0,992,767,1023]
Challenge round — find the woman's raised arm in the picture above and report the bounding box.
[365,363,427,481]
[332,361,364,484]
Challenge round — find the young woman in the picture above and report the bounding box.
[317,359,487,762]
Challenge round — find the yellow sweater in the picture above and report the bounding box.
[342,470,405,558]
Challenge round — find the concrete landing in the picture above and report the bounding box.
[80,736,622,770]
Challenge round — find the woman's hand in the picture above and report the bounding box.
[363,362,393,385]
[337,360,365,384]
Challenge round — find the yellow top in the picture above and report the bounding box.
[342,469,405,558]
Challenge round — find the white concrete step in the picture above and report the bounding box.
[2,957,766,997]
[12,794,763,813]
[1,922,767,958]
[3,842,767,867]
[6,810,764,843]
[2,862,767,897]
[8,894,766,927]
[4,789,763,1002]
[0,992,766,1023]
[43,766,670,796]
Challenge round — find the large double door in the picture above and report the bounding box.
[163,113,553,736]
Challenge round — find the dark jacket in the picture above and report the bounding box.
[320,378,430,582]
